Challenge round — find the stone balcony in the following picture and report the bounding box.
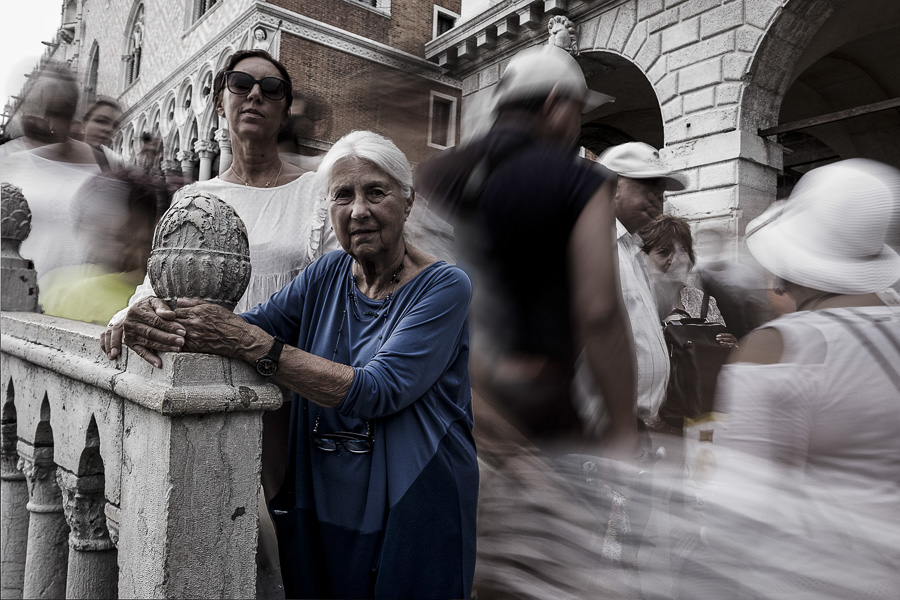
[0,184,281,599]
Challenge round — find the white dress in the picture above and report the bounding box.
[111,173,340,321]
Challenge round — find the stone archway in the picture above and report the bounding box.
[577,51,664,157]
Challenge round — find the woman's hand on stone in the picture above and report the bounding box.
[121,297,185,368]
[173,299,260,360]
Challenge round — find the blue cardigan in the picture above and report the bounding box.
[242,250,477,599]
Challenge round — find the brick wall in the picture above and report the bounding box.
[280,33,460,165]
[271,0,462,57]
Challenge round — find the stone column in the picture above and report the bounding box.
[215,128,232,173]
[18,443,68,600]
[1,183,39,312]
[194,140,219,182]
[176,150,198,184]
[1,418,28,599]
[161,159,182,186]
[57,470,117,599]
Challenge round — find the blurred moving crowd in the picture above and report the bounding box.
[2,47,898,600]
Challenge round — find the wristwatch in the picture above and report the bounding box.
[256,336,286,377]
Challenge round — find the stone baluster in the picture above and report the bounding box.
[1,415,28,599]
[176,150,198,184]
[194,139,219,182]
[215,128,232,173]
[160,159,182,186]
[1,183,38,312]
[57,469,117,599]
[18,443,68,600]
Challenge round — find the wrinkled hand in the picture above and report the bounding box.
[716,333,739,348]
[121,297,185,368]
[173,299,262,360]
[100,322,124,361]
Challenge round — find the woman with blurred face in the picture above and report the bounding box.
[82,99,122,149]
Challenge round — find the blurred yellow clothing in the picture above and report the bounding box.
[39,265,145,325]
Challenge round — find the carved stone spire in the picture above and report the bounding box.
[147,191,251,310]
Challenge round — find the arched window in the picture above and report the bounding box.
[124,5,144,87]
[192,0,219,24]
[85,44,100,106]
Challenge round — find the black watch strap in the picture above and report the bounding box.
[256,336,286,377]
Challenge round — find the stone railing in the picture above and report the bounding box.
[0,184,281,599]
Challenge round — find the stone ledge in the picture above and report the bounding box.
[1,313,282,416]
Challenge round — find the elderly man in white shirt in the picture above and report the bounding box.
[597,143,686,422]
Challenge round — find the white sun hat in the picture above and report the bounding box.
[598,142,687,191]
[494,45,615,114]
[745,158,900,295]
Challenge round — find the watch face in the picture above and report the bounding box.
[256,358,278,377]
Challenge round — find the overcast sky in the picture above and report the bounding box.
[1,1,66,112]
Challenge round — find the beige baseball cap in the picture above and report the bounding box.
[599,142,687,191]
[494,46,615,113]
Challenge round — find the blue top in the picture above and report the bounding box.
[242,250,477,599]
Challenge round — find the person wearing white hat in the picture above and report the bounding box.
[704,159,900,596]
[592,142,687,422]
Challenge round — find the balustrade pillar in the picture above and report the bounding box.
[176,150,198,184]
[215,128,232,173]
[1,419,28,599]
[57,469,117,599]
[18,443,68,600]
[194,140,219,182]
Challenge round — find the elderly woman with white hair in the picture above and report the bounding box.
[123,130,478,599]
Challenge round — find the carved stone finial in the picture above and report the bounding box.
[1,182,32,253]
[548,15,578,55]
[147,191,251,310]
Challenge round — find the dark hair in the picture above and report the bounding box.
[639,214,697,266]
[83,97,122,123]
[213,50,293,112]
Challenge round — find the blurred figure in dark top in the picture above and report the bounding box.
[416,45,639,598]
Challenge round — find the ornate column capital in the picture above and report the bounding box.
[1,421,25,482]
[17,444,62,513]
[176,150,198,165]
[194,139,219,159]
[214,128,231,148]
[56,469,114,552]
[160,159,182,174]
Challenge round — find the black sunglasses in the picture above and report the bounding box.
[224,70,287,101]
[312,412,374,454]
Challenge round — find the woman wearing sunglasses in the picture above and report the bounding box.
[102,49,340,361]
[121,131,478,599]
[100,49,341,598]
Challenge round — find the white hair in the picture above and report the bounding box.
[317,130,413,199]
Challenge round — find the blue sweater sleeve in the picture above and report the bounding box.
[338,266,472,419]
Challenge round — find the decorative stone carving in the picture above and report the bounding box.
[176,150,198,165]
[1,183,32,256]
[147,191,251,310]
[161,159,182,174]
[548,15,578,55]
[18,446,62,513]
[56,470,114,552]
[194,139,219,159]
[0,420,24,482]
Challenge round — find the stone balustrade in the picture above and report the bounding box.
[1,184,281,599]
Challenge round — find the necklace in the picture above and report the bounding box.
[351,250,407,318]
[231,160,283,187]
